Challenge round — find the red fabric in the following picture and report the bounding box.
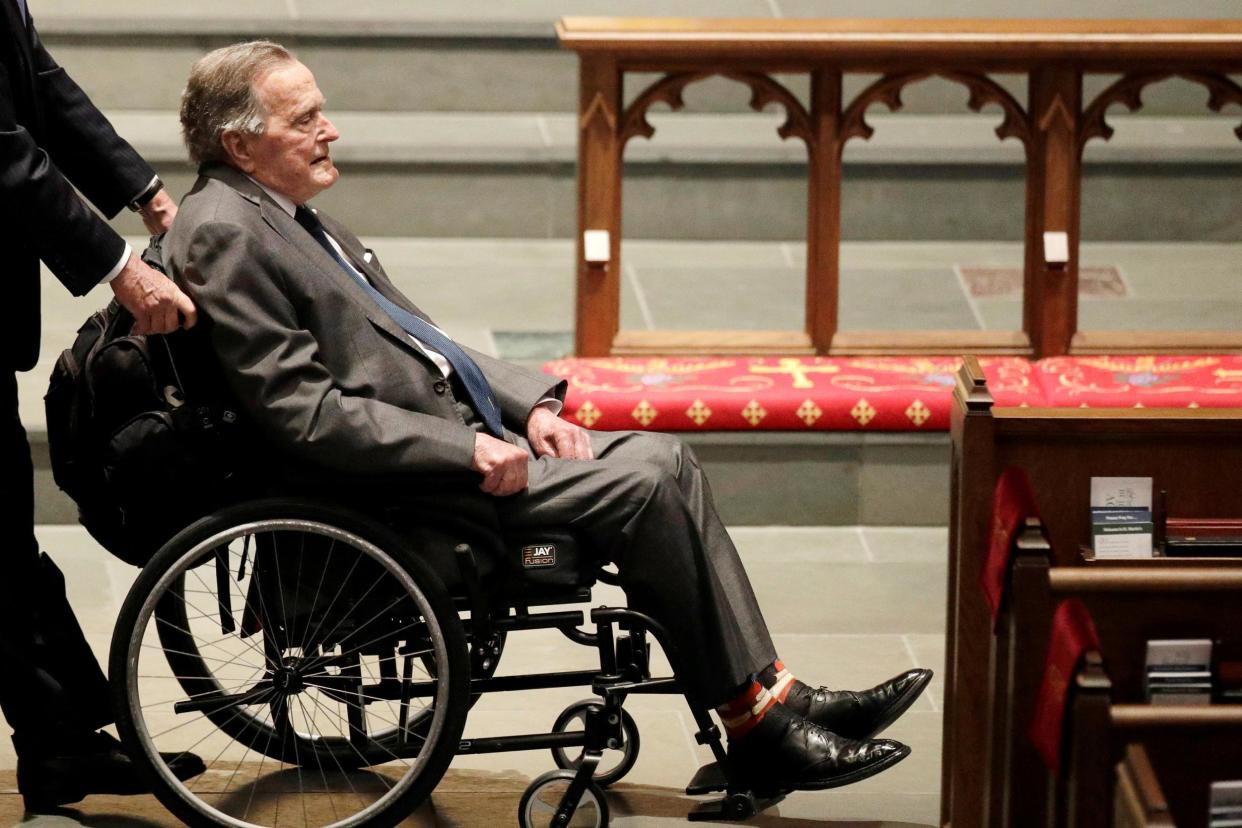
[1036,355,1242,408]
[544,356,1046,432]
[1028,599,1102,774]
[717,680,775,739]
[980,468,1040,625]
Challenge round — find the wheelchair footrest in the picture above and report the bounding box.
[687,789,787,822]
[686,760,729,795]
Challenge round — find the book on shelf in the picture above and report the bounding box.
[1090,478,1153,558]
[1165,518,1242,558]
[1145,639,1214,704]
[1211,780,1242,827]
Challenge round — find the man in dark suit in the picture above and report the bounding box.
[167,41,932,792]
[1,0,204,812]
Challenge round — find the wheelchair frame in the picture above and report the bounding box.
[110,498,789,828]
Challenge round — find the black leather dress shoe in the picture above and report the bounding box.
[783,668,933,740]
[18,731,207,813]
[727,703,910,793]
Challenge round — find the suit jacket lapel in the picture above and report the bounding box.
[201,165,428,358]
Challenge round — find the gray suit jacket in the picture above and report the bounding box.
[164,164,564,478]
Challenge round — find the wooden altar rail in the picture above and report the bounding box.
[555,18,1242,359]
[985,526,1242,828]
[946,355,1242,828]
[1064,654,1242,828]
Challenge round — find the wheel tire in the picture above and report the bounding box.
[518,769,609,828]
[550,700,640,787]
[110,498,471,828]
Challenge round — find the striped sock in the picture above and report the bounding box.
[715,680,777,740]
[760,659,798,703]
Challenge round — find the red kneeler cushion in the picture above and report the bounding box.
[1036,355,1242,409]
[543,356,1046,432]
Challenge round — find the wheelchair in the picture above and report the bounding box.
[62,238,790,827]
[107,492,792,828]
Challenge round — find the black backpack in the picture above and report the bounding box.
[44,237,255,566]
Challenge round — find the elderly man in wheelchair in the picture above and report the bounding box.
[53,41,932,828]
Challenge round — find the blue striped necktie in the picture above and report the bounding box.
[294,205,504,438]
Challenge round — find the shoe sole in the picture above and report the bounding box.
[22,787,86,813]
[787,743,912,792]
[864,669,934,740]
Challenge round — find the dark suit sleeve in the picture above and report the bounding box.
[28,22,154,217]
[0,21,152,293]
[181,219,479,476]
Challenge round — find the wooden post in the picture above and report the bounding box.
[944,357,997,828]
[993,537,1056,828]
[1025,67,1082,359]
[1062,652,1114,828]
[575,55,622,357]
[806,69,842,354]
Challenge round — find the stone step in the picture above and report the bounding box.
[35,0,1242,40]
[41,14,1242,115]
[25,423,950,528]
[111,110,1242,167]
[99,109,1242,241]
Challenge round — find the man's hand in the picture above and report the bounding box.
[138,189,177,235]
[526,405,593,460]
[110,251,197,335]
[472,433,529,496]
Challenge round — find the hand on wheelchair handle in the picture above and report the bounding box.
[471,432,529,496]
[111,251,198,335]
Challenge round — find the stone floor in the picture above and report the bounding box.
[0,524,946,827]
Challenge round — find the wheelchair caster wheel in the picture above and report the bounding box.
[551,699,640,787]
[519,769,609,828]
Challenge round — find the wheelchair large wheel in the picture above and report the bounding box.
[110,499,470,828]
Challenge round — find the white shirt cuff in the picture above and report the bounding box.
[535,397,563,416]
[100,243,132,284]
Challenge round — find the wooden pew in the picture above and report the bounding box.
[986,516,1242,828]
[1061,652,1242,828]
[1114,745,1174,828]
[946,357,1242,828]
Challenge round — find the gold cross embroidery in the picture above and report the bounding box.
[686,400,712,426]
[741,400,767,427]
[575,401,601,428]
[851,399,876,426]
[906,400,931,427]
[796,399,823,427]
[750,358,840,389]
[632,400,658,427]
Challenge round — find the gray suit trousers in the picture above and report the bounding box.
[498,429,777,708]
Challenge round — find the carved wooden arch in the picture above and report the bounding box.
[1080,71,1242,152]
[619,70,813,149]
[841,70,1032,155]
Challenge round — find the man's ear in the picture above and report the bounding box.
[220,130,255,174]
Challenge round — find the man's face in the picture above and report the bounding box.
[236,61,340,203]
